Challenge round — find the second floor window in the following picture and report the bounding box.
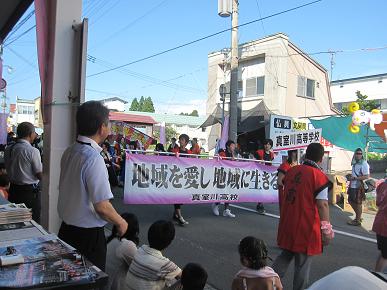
[246,76,265,97]
[297,76,315,99]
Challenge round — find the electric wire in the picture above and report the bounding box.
[87,0,323,78]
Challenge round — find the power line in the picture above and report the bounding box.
[4,10,35,41]
[87,0,322,78]
[3,25,36,48]
[89,0,169,50]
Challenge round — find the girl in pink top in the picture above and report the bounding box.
[372,179,387,272]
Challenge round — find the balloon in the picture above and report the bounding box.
[348,102,383,133]
[348,102,359,113]
[349,124,360,134]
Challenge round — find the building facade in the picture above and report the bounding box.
[330,73,387,111]
[101,97,127,112]
[206,33,351,171]
[15,97,35,125]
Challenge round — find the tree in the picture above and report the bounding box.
[130,98,139,111]
[341,91,380,114]
[179,110,199,116]
[138,96,145,111]
[153,125,178,143]
[142,97,155,112]
[190,110,199,117]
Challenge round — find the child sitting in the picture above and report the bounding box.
[232,236,283,290]
[106,213,139,290]
[181,263,208,290]
[125,220,181,290]
[0,174,10,200]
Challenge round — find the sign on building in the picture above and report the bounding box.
[272,128,322,152]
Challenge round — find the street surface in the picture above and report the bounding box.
[111,187,379,290]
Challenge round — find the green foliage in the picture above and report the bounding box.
[130,98,139,111]
[367,152,387,161]
[130,96,155,112]
[153,125,178,143]
[341,91,380,114]
[179,110,199,116]
[142,97,155,113]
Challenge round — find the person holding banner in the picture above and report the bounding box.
[171,134,192,226]
[272,143,333,290]
[211,140,236,218]
[255,139,275,214]
[58,101,128,271]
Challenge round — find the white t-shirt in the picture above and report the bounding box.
[106,238,137,290]
[350,162,370,189]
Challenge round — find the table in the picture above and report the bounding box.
[0,200,108,289]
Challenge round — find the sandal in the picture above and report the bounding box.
[347,219,361,226]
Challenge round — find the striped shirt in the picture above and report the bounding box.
[125,245,181,290]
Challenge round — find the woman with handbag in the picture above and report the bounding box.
[347,148,370,226]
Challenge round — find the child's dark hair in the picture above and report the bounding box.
[238,236,268,270]
[0,174,10,187]
[148,220,175,251]
[181,263,208,290]
[107,213,139,245]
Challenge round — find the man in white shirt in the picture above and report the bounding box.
[57,101,128,271]
[4,122,42,223]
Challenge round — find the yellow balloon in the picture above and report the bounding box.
[349,124,360,134]
[348,102,360,113]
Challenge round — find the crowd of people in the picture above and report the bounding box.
[1,100,386,290]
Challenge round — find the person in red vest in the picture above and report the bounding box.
[172,134,192,226]
[190,137,201,155]
[211,140,236,218]
[254,139,274,214]
[272,143,334,290]
[277,150,298,209]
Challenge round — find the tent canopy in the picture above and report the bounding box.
[200,100,272,133]
[310,115,387,153]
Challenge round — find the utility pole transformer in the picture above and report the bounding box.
[229,0,239,142]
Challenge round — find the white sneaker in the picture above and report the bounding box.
[223,209,235,218]
[212,204,220,216]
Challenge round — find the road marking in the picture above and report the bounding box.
[229,204,377,244]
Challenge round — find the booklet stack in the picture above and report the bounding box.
[0,203,32,225]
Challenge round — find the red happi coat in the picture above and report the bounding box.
[277,164,331,256]
[277,161,292,207]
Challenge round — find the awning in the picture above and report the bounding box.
[200,100,273,133]
[310,115,387,153]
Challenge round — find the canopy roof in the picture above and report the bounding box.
[200,100,272,133]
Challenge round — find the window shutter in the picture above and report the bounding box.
[297,76,306,96]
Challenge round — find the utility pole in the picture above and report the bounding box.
[229,0,239,142]
[329,51,335,82]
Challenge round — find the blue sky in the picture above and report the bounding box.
[2,0,387,115]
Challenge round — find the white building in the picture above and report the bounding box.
[206,33,351,171]
[15,97,35,124]
[101,97,127,112]
[330,73,387,111]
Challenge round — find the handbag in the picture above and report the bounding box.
[353,165,366,203]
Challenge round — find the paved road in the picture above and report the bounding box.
[110,188,379,290]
